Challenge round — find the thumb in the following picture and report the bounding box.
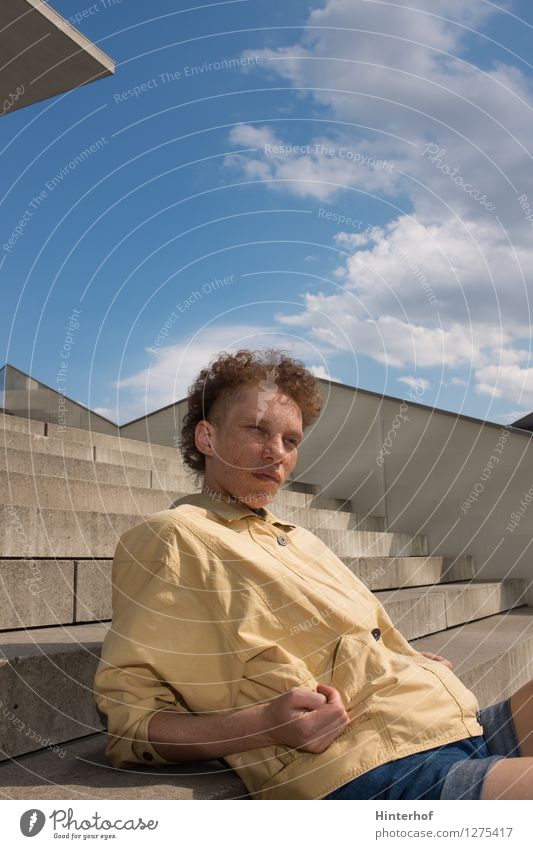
[288,688,327,711]
[316,684,343,705]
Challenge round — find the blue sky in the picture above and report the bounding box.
[2,0,533,425]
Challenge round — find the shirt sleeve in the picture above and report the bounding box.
[93,524,244,768]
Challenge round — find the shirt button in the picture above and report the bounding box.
[142,751,154,762]
[371,628,381,640]
[277,534,289,546]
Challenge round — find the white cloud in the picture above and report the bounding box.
[475,380,503,399]
[226,125,400,200]
[398,376,432,392]
[229,124,278,148]
[335,214,533,332]
[475,363,533,406]
[308,364,342,382]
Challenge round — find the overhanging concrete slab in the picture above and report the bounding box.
[0,0,115,115]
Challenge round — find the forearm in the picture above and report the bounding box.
[147,702,276,762]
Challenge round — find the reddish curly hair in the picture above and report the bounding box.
[178,347,323,478]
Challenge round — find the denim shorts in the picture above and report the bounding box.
[325,698,522,800]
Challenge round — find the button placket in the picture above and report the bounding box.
[246,525,310,583]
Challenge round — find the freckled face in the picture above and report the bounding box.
[194,382,304,508]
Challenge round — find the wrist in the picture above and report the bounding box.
[232,701,278,749]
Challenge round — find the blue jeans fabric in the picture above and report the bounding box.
[325,698,522,800]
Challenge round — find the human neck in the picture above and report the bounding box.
[200,483,266,514]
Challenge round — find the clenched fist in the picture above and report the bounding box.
[263,684,350,754]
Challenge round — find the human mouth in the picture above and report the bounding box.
[253,472,280,483]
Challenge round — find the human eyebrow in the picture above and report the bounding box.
[242,420,303,443]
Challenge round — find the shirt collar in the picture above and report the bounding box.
[170,489,296,528]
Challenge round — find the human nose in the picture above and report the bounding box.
[261,433,285,461]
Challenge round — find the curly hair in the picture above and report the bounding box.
[178,347,323,478]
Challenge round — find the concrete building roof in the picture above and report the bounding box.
[510,411,533,433]
[0,0,114,115]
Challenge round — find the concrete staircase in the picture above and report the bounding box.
[1,411,532,799]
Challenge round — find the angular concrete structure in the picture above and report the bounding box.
[0,364,118,435]
[0,0,114,115]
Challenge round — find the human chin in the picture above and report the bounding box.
[245,477,277,504]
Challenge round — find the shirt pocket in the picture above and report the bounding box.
[410,654,480,718]
[329,633,390,713]
[239,646,317,773]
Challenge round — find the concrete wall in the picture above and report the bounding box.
[120,402,185,448]
[2,365,117,436]
[300,384,533,602]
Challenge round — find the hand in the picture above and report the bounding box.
[418,650,453,670]
[264,684,350,754]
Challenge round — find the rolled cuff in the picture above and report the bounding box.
[105,704,191,768]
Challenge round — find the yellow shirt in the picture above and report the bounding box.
[93,490,483,800]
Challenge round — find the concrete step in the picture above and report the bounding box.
[411,607,533,707]
[0,559,111,630]
[92,444,183,471]
[1,429,94,461]
[274,505,384,532]
[0,413,46,436]
[0,732,246,799]
[341,555,475,590]
[313,526,428,557]
[46,421,183,460]
[1,429,179,471]
[0,505,144,557]
[0,446,152,489]
[377,579,529,641]
[0,470,186,515]
[285,480,320,494]
[0,622,107,761]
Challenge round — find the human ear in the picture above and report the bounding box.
[195,421,212,453]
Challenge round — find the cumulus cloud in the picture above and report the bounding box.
[227,124,399,200]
